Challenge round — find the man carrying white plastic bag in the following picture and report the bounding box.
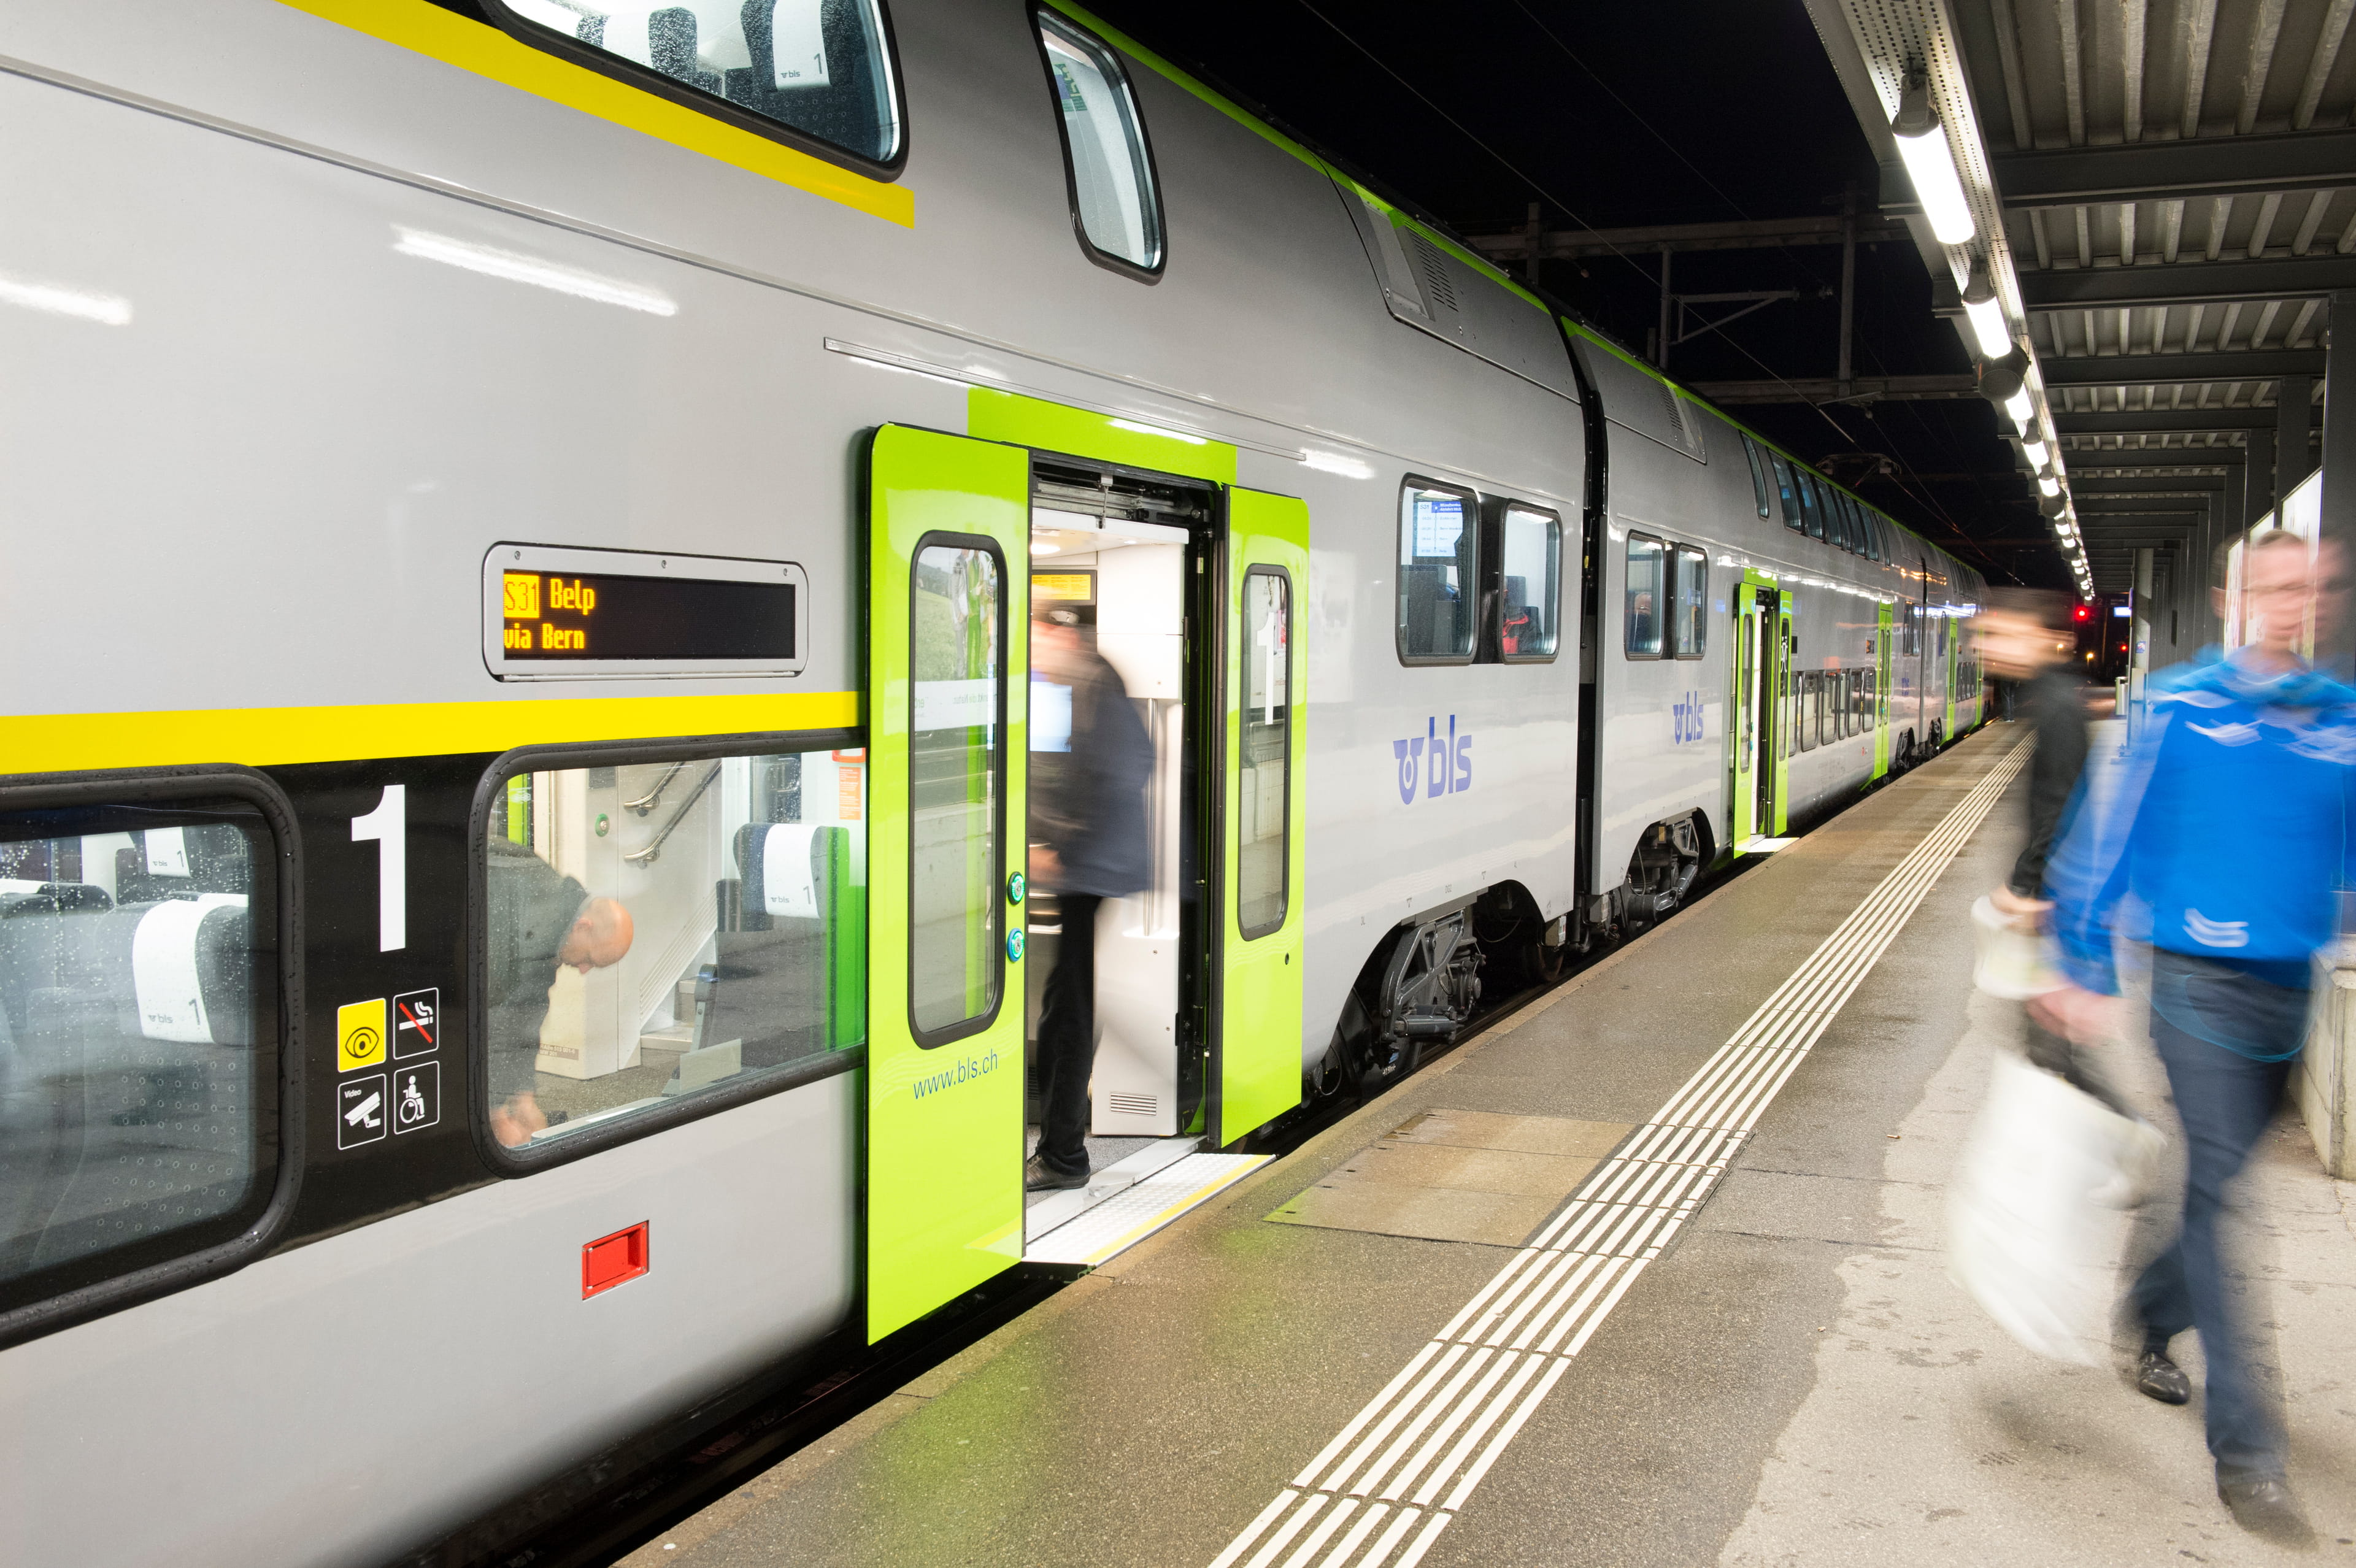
[1950,588,2158,1369]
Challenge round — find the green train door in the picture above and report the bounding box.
[1873,600,1893,778]
[1731,577,1787,845]
[864,425,1030,1342]
[1214,490,1309,1145]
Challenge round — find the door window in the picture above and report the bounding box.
[909,542,1006,1040]
[1498,504,1560,660]
[1036,9,1164,275]
[1238,569,1292,939]
[488,0,904,168]
[0,800,278,1314]
[1625,534,1665,658]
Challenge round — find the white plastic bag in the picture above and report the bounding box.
[1946,1049,2136,1363]
[1969,894,2061,999]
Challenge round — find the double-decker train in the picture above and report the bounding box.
[0,1,1982,1559]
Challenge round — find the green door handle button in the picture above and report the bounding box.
[1006,928,1025,963]
[1007,872,1026,905]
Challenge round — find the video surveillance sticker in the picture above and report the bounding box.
[338,1075,388,1150]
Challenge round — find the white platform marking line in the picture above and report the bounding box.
[1203,741,2031,1568]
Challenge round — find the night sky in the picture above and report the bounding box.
[1088,0,2054,587]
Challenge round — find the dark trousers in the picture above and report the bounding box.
[1033,892,1101,1177]
[2133,1010,2296,1479]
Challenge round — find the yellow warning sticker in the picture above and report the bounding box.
[337,997,387,1072]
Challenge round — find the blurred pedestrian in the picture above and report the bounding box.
[1024,601,1153,1191]
[1970,588,2129,1115]
[2042,529,2356,1542]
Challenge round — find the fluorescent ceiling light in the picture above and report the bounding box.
[393,228,676,316]
[1108,417,1206,445]
[2004,386,2034,430]
[2038,474,2061,496]
[1960,263,2011,358]
[1033,542,1060,555]
[1891,74,1976,246]
[1299,448,1375,479]
[2023,439,2049,470]
[0,274,131,326]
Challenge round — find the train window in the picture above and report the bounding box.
[1863,510,1883,563]
[1036,9,1165,277]
[1238,568,1292,937]
[1398,480,1479,663]
[0,796,280,1317]
[1498,504,1561,661]
[479,743,868,1151]
[1671,545,1707,658]
[909,542,1006,1039]
[1798,474,1826,541]
[1742,436,1772,520]
[1623,534,1665,658]
[1769,453,1803,531]
[1798,672,1817,750]
[1831,494,1857,553]
[485,0,906,171]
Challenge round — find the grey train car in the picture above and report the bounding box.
[0,1,1981,1561]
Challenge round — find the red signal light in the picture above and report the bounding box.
[2073,604,2092,621]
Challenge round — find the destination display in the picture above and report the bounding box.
[483,545,806,680]
[500,571,795,660]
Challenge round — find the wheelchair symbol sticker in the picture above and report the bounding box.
[392,1063,440,1136]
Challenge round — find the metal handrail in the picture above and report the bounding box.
[624,761,691,817]
[623,763,720,864]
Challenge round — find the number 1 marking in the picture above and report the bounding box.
[352,785,407,952]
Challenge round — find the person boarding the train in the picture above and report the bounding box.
[485,838,636,1148]
[2040,529,2356,1543]
[1025,599,1154,1191]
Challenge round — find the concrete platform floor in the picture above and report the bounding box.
[622,724,2356,1566]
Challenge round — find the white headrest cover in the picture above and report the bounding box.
[761,826,822,920]
[133,894,246,1042]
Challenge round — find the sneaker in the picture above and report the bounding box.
[2135,1349,2192,1405]
[2217,1473,2312,1545]
[1024,1155,1087,1191]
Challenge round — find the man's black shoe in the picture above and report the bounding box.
[1025,1155,1087,1191]
[2217,1474,2312,1545]
[2135,1350,2191,1404]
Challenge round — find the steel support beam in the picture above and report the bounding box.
[2060,448,2246,468]
[1684,374,1979,404]
[2014,256,2356,310]
[2036,349,2327,386]
[2246,428,2278,525]
[1986,128,2356,210]
[1465,212,1911,261]
[2281,374,2317,495]
[2069,476,2229,493]
[2320,293,2356,679]
[2056,408,2299,435]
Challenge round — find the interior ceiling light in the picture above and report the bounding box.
[1960,259,2011,358]
[1891,69,1975,246]
[2023,439,2049,470]
[2039,474,2062,496]
[2004,386,2035,431]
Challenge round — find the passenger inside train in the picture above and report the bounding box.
[479,747,867,1147]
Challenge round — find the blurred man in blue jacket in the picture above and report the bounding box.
[2042,529,2356,1541]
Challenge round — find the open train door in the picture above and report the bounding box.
[1730,573,1788,845]
[863,425,1030,1341]
[1210,489,1309,1147]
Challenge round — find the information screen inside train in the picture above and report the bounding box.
[499,571,795,661]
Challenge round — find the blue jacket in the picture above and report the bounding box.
[2049,647,2356,1002]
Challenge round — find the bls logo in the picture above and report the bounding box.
[1393,715,1473,804]
[1670,690,1706,745]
